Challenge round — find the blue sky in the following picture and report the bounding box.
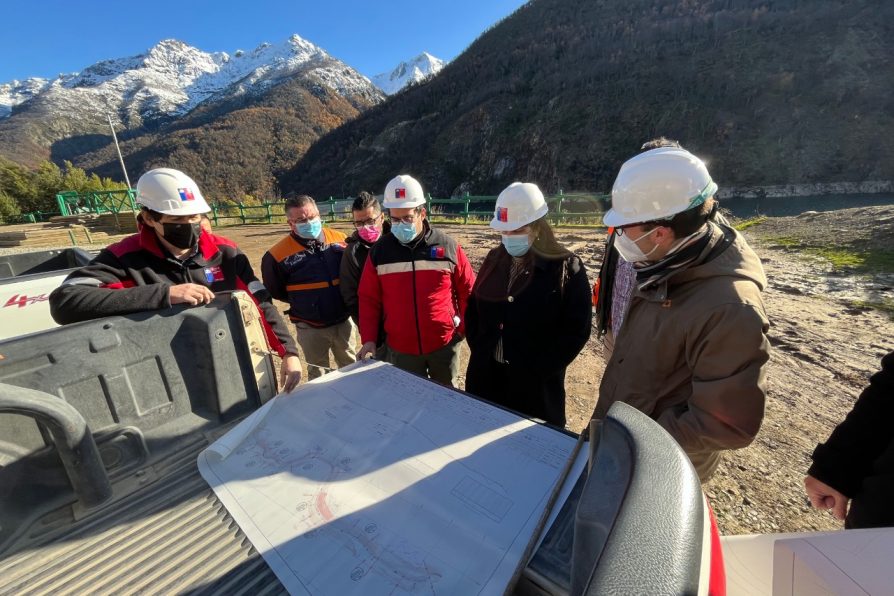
[0,0,528,82]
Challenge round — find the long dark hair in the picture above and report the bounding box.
[529,217,572,259]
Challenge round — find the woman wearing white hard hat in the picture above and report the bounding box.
[464,182,592,427]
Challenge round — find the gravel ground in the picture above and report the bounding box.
[4,205,891,536]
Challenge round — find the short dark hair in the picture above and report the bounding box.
[284,194,316,211]
[640,137,682,152]
[642,198,717,238]
[352,191,380,213]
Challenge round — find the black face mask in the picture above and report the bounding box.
[160,221,201,250]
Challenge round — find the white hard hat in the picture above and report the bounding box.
[383,174,426,208]
[136,168,211,216]
[603,148,718,227]
[490,182,549,231]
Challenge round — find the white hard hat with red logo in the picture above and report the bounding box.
[383,174,426,209]
[604,148,718,227]
[490,182,549,232]
[136,168,211,216]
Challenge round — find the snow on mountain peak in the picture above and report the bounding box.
[0,34,380,123]
[372,52,446,95]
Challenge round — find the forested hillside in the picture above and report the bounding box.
[76,76,372,201]
[282,0,894,197]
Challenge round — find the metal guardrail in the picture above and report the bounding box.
[55,190,138,217]
[209,192,610,227]
[8,190,609,228]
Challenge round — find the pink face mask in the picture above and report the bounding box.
[358,225,381,243]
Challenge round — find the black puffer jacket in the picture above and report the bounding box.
[464,246,592,427]
[809,350,894,528]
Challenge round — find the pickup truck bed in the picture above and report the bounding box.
[0,295,720,595]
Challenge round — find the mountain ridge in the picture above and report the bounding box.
[281,0,894,198]
[0,34,383,169]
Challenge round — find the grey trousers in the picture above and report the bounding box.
[388,336,462,388]
[296,318,358,380]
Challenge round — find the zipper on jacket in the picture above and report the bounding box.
[410,248,423,354]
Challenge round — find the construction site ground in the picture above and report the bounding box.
[2,204,891,537]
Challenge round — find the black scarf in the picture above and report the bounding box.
[634,224,716,290]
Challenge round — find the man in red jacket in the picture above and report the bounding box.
[49,168,303,393]
[357,174,475,387]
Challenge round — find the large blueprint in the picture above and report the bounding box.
[198,360,584,595]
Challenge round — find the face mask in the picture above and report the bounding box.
[392,221,419,244]
[502,234,531,257]
[295,218,322,240]
[614,227,660,263]
[358,225,381,243]
[160,221,201,250]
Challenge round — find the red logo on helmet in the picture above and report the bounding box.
[395,188,406,199]
[497,207,508,222]
[178,187,195,201]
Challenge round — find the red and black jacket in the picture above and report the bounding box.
[358,222,475,356]
[49,226,297,357]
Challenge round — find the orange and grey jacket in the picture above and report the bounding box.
[261,228,348,328]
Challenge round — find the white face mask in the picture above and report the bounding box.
[614,227,660,263]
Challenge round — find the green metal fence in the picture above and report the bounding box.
[7,190,609,228]
[55,189,138,217]
[209,197,351,226]
[208,192,610,228]
[425,191,611,226]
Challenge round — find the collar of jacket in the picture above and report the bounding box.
[633,223,737,302]
[291,231,325,251]
[138,225,218,262]
[396,219,433,249]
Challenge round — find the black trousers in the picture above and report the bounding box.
[465,354,567,427]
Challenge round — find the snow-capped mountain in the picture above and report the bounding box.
[0,78,52,118]
[372,52,445,95]
[0,35,382,127]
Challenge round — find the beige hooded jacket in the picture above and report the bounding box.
[594,224,770,480]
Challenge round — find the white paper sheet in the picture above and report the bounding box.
[198,360,582,596]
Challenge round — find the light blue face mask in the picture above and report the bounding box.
[295,218,322,240]
[502,234,531,257]
[392,221,419,244]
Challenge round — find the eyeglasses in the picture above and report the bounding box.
[616,224,656,237]
[288,214,319,225]
[389,213,420,225]
[352,214,383,227]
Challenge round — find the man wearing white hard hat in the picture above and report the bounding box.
[49,168,303,392]
[592,147,770,481]
[464,182,592,426]
[357,174,475,386]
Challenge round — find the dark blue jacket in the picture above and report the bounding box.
[261,228,348,327]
